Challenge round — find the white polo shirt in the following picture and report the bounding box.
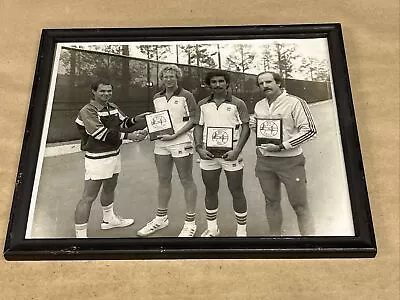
[254,91,317,157]
[152,87,197,146]
[195,93,250,146]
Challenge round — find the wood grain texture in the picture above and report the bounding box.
[0,0,398,299]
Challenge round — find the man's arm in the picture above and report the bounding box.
[194,124,214,160]
[283,99,317,149]
[222,123,250,161]
[235,123,250,153]
[194,124,203,150]
[222,98,251,160]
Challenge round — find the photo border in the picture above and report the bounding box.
[4,24,376,260]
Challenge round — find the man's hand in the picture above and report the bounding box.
[249,115,256,131]
[222,149,240,161]
[259,143,280,152]
[197,147,214,160]
[134,112,152,122]
[159,134,176,141]
[126,129,148,142]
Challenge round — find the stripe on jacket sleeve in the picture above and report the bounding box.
[92,127,108,141]
[75,117,84,126]
[289,99,317,147]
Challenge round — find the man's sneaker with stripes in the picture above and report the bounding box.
[178,222,197,237]
[137,216,169,237]
[101,215,134,230]
[200,228,220,237]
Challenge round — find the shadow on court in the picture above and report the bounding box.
[30,100,355,238]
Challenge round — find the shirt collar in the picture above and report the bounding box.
[266,90,287,104]
[207,91,233,103]
[90,99,114,110]
[160,86,182,96]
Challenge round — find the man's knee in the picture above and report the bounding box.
[102,181,118,194]
[265,197,280,208]
[80,193,97,205]
[292,203,310,216]
[229,186,245,199]
[158,174,172,186]
[180,176,195,189]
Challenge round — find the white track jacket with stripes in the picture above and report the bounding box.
[253,91,317,157]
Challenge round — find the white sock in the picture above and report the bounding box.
[102,203,115,222]
[237,224,247,234]
[75,223,88,238]
[184,220,196,226]
[155,215,168,222]
[207,219,218,231]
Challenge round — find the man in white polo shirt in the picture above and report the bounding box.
[194,70,250,237]
[250,71,317,236]
[137,64,198,238]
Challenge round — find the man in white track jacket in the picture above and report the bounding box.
[249,71,317,236]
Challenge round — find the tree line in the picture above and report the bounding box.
[60,43,330,83]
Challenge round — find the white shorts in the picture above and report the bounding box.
[84,152,121,181]
[154,142,194,158]
[200,157,244,171]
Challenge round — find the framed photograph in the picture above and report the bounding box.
[206,127,234,157]
[4,24,376,260]
[145,110,174,141]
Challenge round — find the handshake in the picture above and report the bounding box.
[126,128,149,142]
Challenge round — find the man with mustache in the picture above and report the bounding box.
[74,79,149,238]
[249,71,317,236]
[194,70,250,237]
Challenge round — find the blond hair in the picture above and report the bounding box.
[158,64,183,81]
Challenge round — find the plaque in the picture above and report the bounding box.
[145,110,175,141]
[256,118,283,146]
[206,127,234,158]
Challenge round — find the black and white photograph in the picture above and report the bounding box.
[26,37,355,239]
[4,25,376,259]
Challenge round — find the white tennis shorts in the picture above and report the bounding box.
[154,142,194,158]
[84,152,121,180]
[200,156,244,171]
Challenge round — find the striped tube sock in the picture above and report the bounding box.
[235,211,247,235]
[156,208,168,220]
[205,208,218,231]
[185,212,196,223]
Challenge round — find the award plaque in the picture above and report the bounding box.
[145,110,175,141]
[256,118,283,146]
[206,127,234,158]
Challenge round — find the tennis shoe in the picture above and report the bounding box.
[137,216,169,237]
[101,215,134,230]
[200,228,220,237]
[178,222,197,237]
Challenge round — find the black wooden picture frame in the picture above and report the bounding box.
[3,24,376,260]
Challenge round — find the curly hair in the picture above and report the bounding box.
[204,70,231,86]
[158,64,183,81]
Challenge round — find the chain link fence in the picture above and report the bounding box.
[48,47,332,142]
